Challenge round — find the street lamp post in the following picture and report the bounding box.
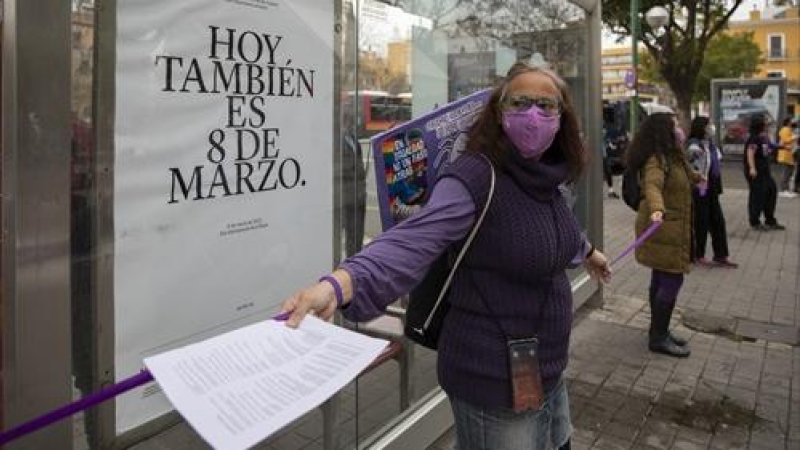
[630,5,669,134]
[630,0,640,135]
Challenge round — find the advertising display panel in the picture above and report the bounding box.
[711,78,787,156]
[114,0,333,432]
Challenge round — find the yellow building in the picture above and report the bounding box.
[728,5,800,117]
[387,41,410,82]
[601,45,671,104]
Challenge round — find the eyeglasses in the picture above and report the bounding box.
[501,95,562,117]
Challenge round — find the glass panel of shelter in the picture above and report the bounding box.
[346,0,591,449]
[61,0,591,448]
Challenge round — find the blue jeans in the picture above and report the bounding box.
[450,377,572,450]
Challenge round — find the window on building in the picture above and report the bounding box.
[768,34,785,59]
[767,70,785,78]
[601,54,632,66]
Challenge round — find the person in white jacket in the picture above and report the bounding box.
[686,116,738,267]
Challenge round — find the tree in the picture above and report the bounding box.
[639,31,762,104]
[602,0,747,125]
[692,32,762,102]
[392,0,583,60]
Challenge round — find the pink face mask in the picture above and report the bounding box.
[502,106,561,159]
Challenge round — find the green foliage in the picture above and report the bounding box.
[640,32,762,103]
[602,0,732,38]
[639,51,663,84]
[693,32,763,102]
[601,0,748,121]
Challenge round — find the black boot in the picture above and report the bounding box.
[649,290,687,347]
[664,301,688,346]
[649,300,690,357]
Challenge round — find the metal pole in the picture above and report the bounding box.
[585,0,605,309]
[630,0,639,134]
[2,0,74,448]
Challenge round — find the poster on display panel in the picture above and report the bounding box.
[711,78,787,157]
[114,0,333,433]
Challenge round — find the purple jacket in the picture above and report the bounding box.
[340,152,588,409]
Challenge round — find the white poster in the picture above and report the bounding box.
[114,0,333,433]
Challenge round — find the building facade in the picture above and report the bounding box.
[600,45,671,104]
[727,5,800,117]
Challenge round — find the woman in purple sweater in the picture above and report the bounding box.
[280,62,611,450]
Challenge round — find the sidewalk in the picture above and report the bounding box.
[124,180,798,450]
[569,186,799,450]
[431,185,799,450]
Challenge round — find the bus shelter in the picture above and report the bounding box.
[1,0,604,448]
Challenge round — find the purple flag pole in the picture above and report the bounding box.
[0,311,294,446]
[0,370,154,445]
[610,221,662,267]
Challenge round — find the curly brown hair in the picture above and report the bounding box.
[464,62,588,182]
[626,112,682,171]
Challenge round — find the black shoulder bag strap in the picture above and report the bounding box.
[416,155,496,333]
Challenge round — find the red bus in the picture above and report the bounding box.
[344,90,412,137]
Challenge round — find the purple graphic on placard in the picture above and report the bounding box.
[370,89,491,230]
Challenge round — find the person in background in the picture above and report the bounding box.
[777,117,797,198]
[279,62,611,450]
[685,116,738,268]
[627,111,702,358]
[603,125,627,199]
[744,114,785,231]
[341,112,367,256]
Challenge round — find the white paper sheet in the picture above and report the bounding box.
[144,316,388,450]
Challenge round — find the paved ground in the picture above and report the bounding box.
[104,161,799,450]
[431,162,800,450]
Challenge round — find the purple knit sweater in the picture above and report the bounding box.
[342,151,583,409]
[434,152,582,408]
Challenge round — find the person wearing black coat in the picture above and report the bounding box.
[341,113,367,256]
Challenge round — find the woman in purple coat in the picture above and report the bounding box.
[279,62,611,450]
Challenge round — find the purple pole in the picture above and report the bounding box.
[610,221,662,267]
[0,311,294,445]
[0,370,154,445]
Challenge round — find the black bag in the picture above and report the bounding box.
[404,253,453,349]
[605,137,627,176]
[621,166,642,211]
[621,155,670,211]
[404,159,496,350]
[607,156,626,176]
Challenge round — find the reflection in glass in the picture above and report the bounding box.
[56,1,595,447]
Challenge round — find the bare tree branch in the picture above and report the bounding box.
[705,0,746,39]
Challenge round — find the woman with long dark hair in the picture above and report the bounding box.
[627,111,701,357]
[278,62,611,449]
[686,116,737,267]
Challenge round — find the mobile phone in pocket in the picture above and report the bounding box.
[507,337,544,412]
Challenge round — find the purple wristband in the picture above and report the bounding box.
[319,275,344,308]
